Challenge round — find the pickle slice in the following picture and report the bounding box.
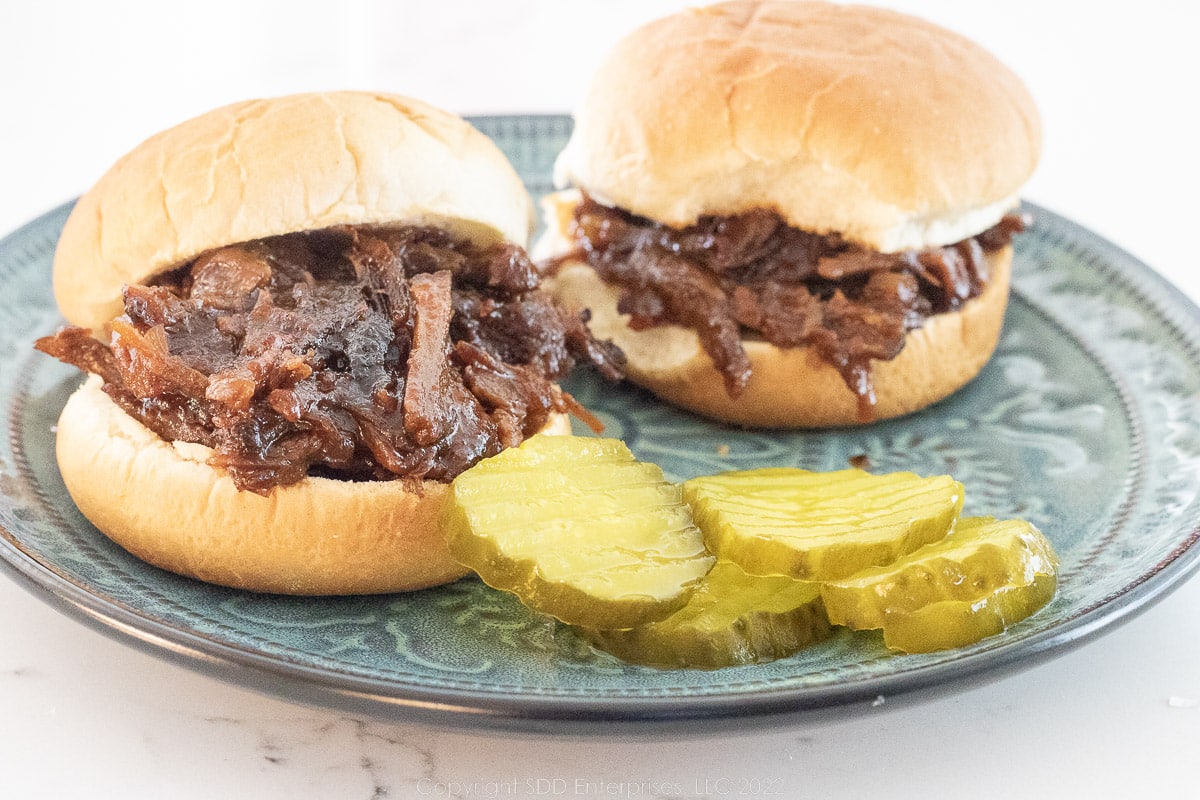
[441,435,714,629]
[582,560,831,669]
[821,516,1059,653]
[683,468,963,581]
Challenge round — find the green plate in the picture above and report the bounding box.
[2,115,1199,729]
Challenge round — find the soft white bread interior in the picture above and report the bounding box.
[553,0,1041,252]
[56,376,571,595]
[54,91,535,332]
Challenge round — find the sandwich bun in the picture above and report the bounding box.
[57,376,569,595]
[49,91,568,595]
[542,1,1040,426]
[56,90,534,332]
[553,0,1041,253]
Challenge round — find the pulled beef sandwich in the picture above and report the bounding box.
[37,91,621,595]
[538,0,1041,427]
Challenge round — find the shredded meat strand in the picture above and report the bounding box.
[403,270,456,446]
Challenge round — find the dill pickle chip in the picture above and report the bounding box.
[682,468,963,581]
[441,435,714,629]
[821,516,1059,653]
[582,560,831,669]
[881,573,1058,653]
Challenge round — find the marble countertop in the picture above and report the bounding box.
[2,2,1198,797]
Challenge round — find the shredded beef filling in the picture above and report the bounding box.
[37,225,623,494]
[565,194,1028,419]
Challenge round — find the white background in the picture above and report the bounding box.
[1,1,1198,797]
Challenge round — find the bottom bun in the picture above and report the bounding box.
[56,375,571,595]
[549,247,1012,428]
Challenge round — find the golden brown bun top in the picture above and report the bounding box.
[554,1,1041,252]
[54,91,534,330]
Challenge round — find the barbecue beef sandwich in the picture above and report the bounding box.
[540,0,1040,427]
[37,91,620,595]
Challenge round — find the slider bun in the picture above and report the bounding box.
[54,90,534,332]
[56,376,572,595]
[549,248,1011,428]
[554,0,1041,252]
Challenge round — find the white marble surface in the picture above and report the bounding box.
[2,1,1199,797]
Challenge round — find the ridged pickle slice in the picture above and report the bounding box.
[682,468,964,581]
[441,435,714,629]
[582,560,831,669]
[821,516,1059,653]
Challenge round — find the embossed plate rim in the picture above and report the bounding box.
[4,506,1200,728]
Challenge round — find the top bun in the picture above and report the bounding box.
[54,91,534,331]
[554,1,1041,252]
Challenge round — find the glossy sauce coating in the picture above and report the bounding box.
[565,195,1027,417]
[37,225,622,493]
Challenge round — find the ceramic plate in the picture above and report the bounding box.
[3,115,1200,729]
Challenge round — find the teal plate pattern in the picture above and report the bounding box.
[2,115,1200,729]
